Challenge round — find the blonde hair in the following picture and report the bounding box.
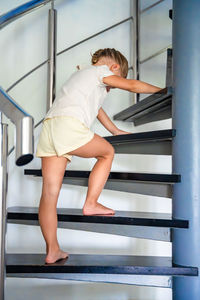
[91,48,128,78]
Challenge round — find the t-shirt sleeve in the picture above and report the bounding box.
[96,65,114,86]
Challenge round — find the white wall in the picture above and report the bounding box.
[1,0,172,299]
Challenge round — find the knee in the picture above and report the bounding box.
[96,145,115,160]
[109,145,115,159]
[42,182,61,200]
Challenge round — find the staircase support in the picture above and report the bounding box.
[0,122,8,300]
[172,0,200,299]
[47,3,57,111]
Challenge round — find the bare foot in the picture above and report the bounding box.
[83,202,115,216]
[45,249,69,264]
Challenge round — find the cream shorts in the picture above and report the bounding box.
[36,116,94,162]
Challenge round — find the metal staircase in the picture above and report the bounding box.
[114,49,172,126]
[1,1,200,300]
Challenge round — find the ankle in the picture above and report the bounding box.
[46,244,60,253]
[84,200,97,207]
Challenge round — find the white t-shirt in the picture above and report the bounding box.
[45,65,114,128]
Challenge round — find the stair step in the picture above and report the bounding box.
[6,254,197,278]
[25,169,180,183]
[7,206,188,229]
[24,170,180,198]
[104,129,175,144]
[104,129,175,155]
[113,87,172,126]
[7,207,171,242]
[133,104,172,126]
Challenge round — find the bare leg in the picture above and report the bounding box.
[68,133,115,215]
[39,156,69,264]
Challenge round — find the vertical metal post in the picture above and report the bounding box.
[172,0,200,299]
[47,1,57,111]
[165,48,172,87]
[130,0,140,104]
[0,122,8,300]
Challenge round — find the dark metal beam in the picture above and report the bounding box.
[166,48,173,87]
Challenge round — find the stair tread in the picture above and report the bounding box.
[104,129,175,144]
[7,206,188,228]
[24,170,180,184]
[113,87,172,121]
[6,253,197,276]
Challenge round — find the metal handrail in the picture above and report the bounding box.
[6,60,48,93]
[2,0,171,155]
[141,0,165,14]
[1,0,170,140]
[0,0,51,29]
[140,44,172,64]
[0,87,34,165]
[2,0,170,93]
[57,17,133,56]
[3,4,133,156]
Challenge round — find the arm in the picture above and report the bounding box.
[103,75,162,94]
[97,107,131,135]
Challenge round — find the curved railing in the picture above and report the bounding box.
[0,0,51,29]
[1,1,134,157]
[1,0,134,133]
[1,0,169,105]
[0,0,55,157]
[4,16,133,97]
[0,0,168,158]
[0,86,34,165]
[0,0,168,96]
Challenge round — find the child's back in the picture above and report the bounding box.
[45,65,114,128]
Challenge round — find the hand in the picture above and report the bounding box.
[112,128,132,136]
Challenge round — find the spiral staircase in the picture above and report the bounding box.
[1,1,200,300]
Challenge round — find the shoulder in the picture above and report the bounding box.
[95,65,114,85]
